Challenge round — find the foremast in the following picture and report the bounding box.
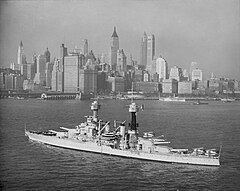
[91,100,101,123]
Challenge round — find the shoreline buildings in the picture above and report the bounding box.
[1,29,239,97]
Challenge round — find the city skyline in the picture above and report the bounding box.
[0,0,239,80]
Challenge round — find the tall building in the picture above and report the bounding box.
[147,34,155,67]
[169,66,183,82]
[107,76,125,92]
[44,48,51,63]
[51,58,60,91]
[27,62,35,80]
[17,41,24,68]
[209,78,221,92]
[143,71,150,82]
[45,62,54,88]
[14,75,24,90]
[162,79,178,94]
[32,53,37,74]
[116,49,127,72]
[109,26,119,70]
[146,57,157,76]
[0,73,4,90]
[85,50,96,63]
[5,75,15,90]
[192,68,203,81]
[21,55,27,79]
[64,55,81,93]
[79,69,97,94]
[64,55,95,93]
[97,71,107,92]
[139,32,147,66]
[178,81,192,94]
[156,56,168,81]
[190,62,198,80]
[152,73,159,82]
[51,44,68,92]
[182,69,190,81]
[134,69,144,82]
[10,63,16,70]
[17,41,27,78]
[59,44,68,92]
[34,55,46,85]
[83,39,88,56]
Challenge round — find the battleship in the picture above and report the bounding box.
[25,100,221,166]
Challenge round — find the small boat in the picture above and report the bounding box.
[221,98,235,103]
[17,96,25,100]
[159,94,186,102]
[193,100,209,105]
[159,97,186,102]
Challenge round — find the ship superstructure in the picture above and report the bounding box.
[25,100,220,166]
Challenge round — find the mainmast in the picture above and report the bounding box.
[129,102,139,131]
[128,101,143,148]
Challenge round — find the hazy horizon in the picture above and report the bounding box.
[0,0,239,80]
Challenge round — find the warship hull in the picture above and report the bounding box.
[25,131,220,166]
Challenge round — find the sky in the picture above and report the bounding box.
[0,0,239,80]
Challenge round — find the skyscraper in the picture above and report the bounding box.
[116,49,127,72]
[10,63,16,70]
[17,41,27,78]
[34,54,46,85]
[79,69,97,94]
[109,26,119,70]
[64,55,81,93]
[156,56,168,81]
[59,44,68,92]
[26,62,35,80]
[190,62,198,80]
[32,53,37,74]
[147,34,155,66]
[17,41,24,66]
[139,32,147,66]
[51,58,60,91]
[83,39,88,56]
[169,66,183,82]
[45,62,54,88]
[44,48,51,63]
[192,68,203,81]
[182,69,190,81]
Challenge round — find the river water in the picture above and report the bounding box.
[0,99,240,190]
